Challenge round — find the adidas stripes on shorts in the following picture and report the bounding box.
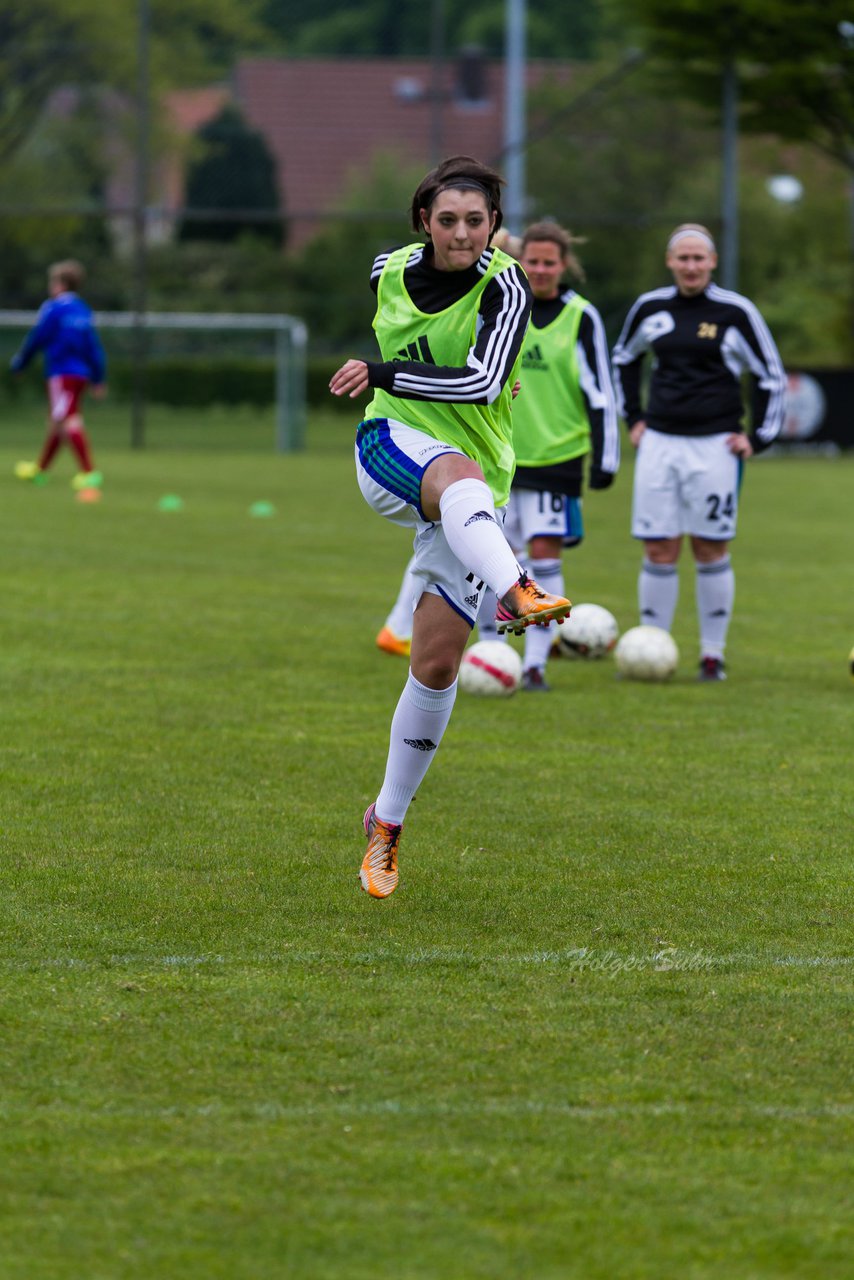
[355,416,497,627]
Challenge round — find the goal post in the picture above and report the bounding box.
[0,310,308,453]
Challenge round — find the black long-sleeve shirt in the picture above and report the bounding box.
[612,283,786,452]
[365,242,532,405]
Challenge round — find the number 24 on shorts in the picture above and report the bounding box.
[706,491,734,521]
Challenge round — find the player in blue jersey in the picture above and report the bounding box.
[11,259,106,489]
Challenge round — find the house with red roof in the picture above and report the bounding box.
[143,55,576,250]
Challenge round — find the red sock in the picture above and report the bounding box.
[38,430,63,471]
[67,425,94,473]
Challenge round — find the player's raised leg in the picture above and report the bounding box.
[422,460,570,636]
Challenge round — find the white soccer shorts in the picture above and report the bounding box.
[632,428,743,541]
[503,487,584,552]
[355,417,497,627]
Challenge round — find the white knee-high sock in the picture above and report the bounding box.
[524,558,563,670]
[696,556,734,659]
[439,479,521,599]
[385,555,419,640]
[375,673,457,825]
[639,559,679,631]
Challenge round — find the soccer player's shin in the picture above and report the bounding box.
[524,558,564,670]
[696,556,734,659]
[38,430,63,472]
[66,420,95,474]
[374,673,457,826]
[639,559,679,631]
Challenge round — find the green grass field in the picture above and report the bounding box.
[1,405,852,1279]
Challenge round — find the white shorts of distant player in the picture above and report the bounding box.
[632,427,742,542]
[356,417,503,628]
[504,487,584,552]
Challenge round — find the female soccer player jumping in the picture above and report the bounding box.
[330,155,570,899]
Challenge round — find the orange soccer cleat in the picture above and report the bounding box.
[360,802,402,899]
[375,626,411,658]
[495,572,571,636]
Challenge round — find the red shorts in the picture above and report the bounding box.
[47,374,88,424]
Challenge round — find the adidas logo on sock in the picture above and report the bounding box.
[404,738,437,752]
[464,510,495,527]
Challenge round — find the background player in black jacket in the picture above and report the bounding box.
[612,223,785,681]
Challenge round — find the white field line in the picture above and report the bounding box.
[1,949,852,973]
[0,1097,851,1122]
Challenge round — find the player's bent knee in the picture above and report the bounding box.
[421,454,485,515]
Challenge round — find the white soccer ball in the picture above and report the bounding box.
[555,603,619,659]
[615,625,679,682]
[459,640,522,697]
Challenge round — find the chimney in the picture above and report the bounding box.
[456,45,488,105]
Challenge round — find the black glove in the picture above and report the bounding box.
[588,467,615,491]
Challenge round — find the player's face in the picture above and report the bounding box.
[422,190,497,272]
[666,237,717,296]
[520,240,565,299]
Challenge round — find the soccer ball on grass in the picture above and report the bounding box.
[459,640,522,696]
[555,603,619,659]
[615,625,679,682]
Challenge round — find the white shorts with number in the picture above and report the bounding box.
[355,417,498,627]
[632,428,742,541]
[504,487,584,552]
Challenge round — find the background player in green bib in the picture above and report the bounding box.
[330,156,571,899]
[496,221,620,690]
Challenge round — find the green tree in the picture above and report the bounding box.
[0,0,266,165]
[0,0,270,304]
[610,0,854,170]
[519,60,852,365]
[289,152,425,351]
[524,64,720,332]
[143,237,298,314]
[179,105,284,247]
[261,0,606,59]
[0,86,117,307]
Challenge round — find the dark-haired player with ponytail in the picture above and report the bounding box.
[330,156,570,898]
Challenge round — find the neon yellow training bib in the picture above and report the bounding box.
[512,293,591,467]
[366,244,523,505]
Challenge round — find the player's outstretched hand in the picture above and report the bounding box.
[330,359,369,399]
[91,383,107,401]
